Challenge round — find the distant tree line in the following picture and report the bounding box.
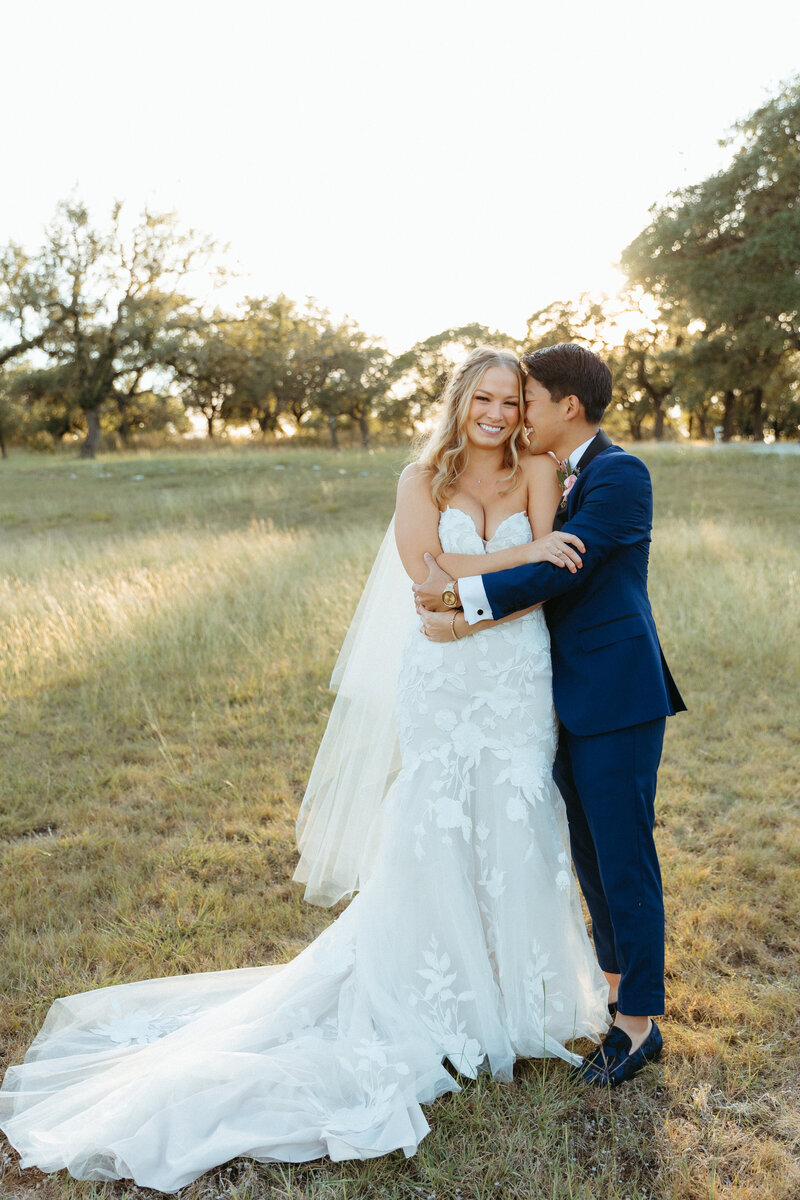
[1,79,798,458]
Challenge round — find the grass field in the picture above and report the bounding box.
[1,444,798,1200]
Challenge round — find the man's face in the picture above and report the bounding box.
[524,377,565,454]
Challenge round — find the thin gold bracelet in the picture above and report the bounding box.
[451,612,461,641]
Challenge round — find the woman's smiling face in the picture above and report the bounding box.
[465,365,522,449]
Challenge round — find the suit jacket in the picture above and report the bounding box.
[481,434,686,736]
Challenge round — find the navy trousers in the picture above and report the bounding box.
[553,717,666,1016]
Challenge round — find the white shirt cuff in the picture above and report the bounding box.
[459,575,493,624]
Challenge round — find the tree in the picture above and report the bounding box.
[0,243,69,369]
[525,296,608,353]
[222,296,300,437]
[607,306,689,442]
[623,77,800,440]
[761,352,800,440]
[0,243,71,456]
[0,373,27,458]
[221,298,366,441]
[168,316,245,439]
[0,199,221,457]
[312,328,393,449]
[5,362,84,448]
[273,307,355,436]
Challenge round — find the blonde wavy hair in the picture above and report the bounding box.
[418,346,526,509]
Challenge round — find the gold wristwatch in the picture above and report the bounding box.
[442,580,459,609]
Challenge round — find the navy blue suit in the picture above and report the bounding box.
[481,433,685,1014]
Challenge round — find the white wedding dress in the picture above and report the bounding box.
[0,508,608,1192]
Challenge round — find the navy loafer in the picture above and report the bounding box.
[571,1020,662,1087]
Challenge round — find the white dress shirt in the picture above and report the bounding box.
[459,437,598,625]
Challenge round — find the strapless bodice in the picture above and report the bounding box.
[438,507,532,556]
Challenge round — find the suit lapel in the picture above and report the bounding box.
[553,430,614,529]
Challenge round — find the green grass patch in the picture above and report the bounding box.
[1,444,798,1200]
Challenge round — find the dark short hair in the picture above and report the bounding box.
[521,343,612,424]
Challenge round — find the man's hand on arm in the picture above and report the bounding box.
[412,553,456,613]
[436,530,586,584]
[411,526,588,624]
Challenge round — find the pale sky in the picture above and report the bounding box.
[2,0,798,350]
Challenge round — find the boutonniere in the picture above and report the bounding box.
[556,459,580,508]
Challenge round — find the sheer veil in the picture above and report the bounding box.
[293,518,417,906]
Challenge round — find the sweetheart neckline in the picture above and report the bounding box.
[442,506,528,545]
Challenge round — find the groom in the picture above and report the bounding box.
[414,343,685,1086]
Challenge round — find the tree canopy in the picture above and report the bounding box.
[1,79,798,455]
[622,78,800,440]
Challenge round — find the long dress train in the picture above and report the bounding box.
[0,508,609,1192]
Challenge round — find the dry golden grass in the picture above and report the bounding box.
[0,443,798,1200]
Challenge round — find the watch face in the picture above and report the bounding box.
[442,588,457,607]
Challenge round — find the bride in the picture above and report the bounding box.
[0,346,609,1192]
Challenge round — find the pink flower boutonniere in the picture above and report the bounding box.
[556,459,580,507]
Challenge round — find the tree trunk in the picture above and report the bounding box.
[328,416,339,450]
[750,387,764,442]
[652,402,665,441]
[722,390,736,441]
[206,413,215,439]
[0,434,7,459]
[359,413,370,448]
[80,407,102,458]
[116,394,132,445]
